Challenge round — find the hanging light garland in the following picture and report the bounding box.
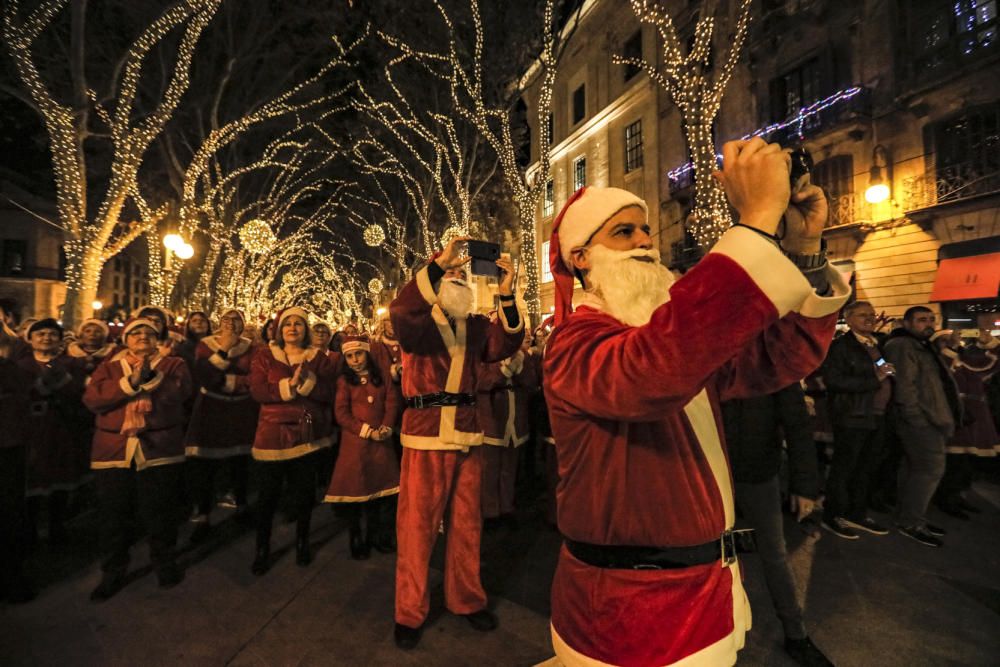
[363,222,386,247]
[239,219,276,254]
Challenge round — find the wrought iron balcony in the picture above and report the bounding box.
[824,192,860,228]
[902,157,1000,212]
[669,238,703,272]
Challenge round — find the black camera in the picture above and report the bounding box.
[788,146,813,194]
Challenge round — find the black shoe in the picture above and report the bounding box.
[251,545,270,576]
[349,530,371,560]
[464,609,498,632]
[157,563,184,589]
[924,523,946,537]
[821,517,859,540]
[937,503,970,520]
[897,526,943,547]
[784,636,834,667]
[842,516,889,535]
[189,521,212,545]
[957,498,981,514]
[394,622,423,650]
[90,572,126,602]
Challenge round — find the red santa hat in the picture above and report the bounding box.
[341,334,371,354]
[219,308,245,325]
[548,186,647,326]
[121,317,158,338]
[276,306,309,330]
[77,318,110,339]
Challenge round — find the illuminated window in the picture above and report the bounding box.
[541,240,553,283]
[625,120,643,172]
[574,156,587,191]
[543,178,555,217]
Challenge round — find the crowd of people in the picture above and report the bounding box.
[1,138,998,667]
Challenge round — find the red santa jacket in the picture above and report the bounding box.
[543,227,850,667]
[184,335,259,458]
[334,370,403,447]
[249,342,338,461]
[478,350,540,447]
[389,264,523,450]
[66,341,117,382]
[83,350,193,470]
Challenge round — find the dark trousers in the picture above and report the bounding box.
[824,420,886,522]
[256,454,316,544]
[894,422,947,528]
[936,453,973,506]
[187,456,249,517]
[96,463,183,575]
[0,446,28,592]
[735,476,806,641]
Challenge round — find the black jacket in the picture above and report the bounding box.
[722,383,819,499]
[821,332,887,429]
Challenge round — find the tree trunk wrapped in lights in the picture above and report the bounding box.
[2,0,223,327]
[615,0,753,248]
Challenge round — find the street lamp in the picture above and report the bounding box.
[163,233,184,252]
[175,242,194,260]
[865,145,892,204]
[91,300,103,311]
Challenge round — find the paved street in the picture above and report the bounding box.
[3,475,999,666]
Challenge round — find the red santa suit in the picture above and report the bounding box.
[542,187,850,667]
[18,352,89,496]
[946,343,999,457]
[66,319,117,383]
[248,341,338,461]
[478,349,540,518]
[389,262,523,629]
[185,334,259,459]
[325,342,403,503]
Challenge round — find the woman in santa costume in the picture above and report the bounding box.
[248,306,338,575]
[184,309,258,543]
[388,239,523,650]
[135,304,182,357]
[176,310,212,373]
[478,331,539,527]
[542,138,850,667]
[66,318,117,380]
[324,335,402,558]
[18,319,90,544]
[83,317,193,600]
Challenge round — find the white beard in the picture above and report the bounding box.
[585,245,674,327]
[439,278,474,319]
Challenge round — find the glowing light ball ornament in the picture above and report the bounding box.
[363,223,386,247]
[240,219,276,254]
[323,268,337,282]
[440,225,466,248]
[368,278,384,295]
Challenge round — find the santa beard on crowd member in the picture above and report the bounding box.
[585,244,674,327]
[439,276,475,319]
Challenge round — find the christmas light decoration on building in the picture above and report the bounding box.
[239,219,276,254]
[368,277,384,294]
[615,0,754,248]
[363,223,386,247]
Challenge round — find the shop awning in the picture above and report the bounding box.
[929,254,1000,302]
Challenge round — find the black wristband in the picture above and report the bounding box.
[732,222,781,244]
[217,349,228,359]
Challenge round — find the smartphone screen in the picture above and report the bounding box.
[875,357,886,367]
[467,240,500,277]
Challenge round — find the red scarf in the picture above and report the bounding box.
[120,352,158,436]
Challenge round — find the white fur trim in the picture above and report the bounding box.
[558,187,647,266]
[416,264,439,305]
[278,377,296,401]
[139,371,164,393]
[798,265,851,318]
[119,375,140,397]
[223,373,238,394]
[208,352,230,370]
[498,301,524,334]
[360,423,372,439]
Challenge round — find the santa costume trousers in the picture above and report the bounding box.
[395,447,487,627]
[481,444,518,518]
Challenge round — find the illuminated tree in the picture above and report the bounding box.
[615,0,753,247]
[2,0,223,327]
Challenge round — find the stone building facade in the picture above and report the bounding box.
[524,0,1000,332]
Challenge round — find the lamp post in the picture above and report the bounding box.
[865,145,892,204]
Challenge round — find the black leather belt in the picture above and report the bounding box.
[565,529,755,570]
[406,392,476,409]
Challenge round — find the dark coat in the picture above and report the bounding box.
[722,383,820,499]
[883,329,961,437]
[821,332,889,429]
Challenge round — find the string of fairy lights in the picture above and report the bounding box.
[614,0,753,247]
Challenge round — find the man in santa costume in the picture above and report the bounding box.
[389,239,523,649]
[543,137,850,667]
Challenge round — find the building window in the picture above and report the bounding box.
[113,276,120,289]
[541,240,553,283]
[625,120,643,172]
[543,178,555,217]
[906,1,998,78]
[812,155,855,226]
[546,113,554,145]
[573,156,587,191]
[623,30,642,81]
[769,57,823,125]
[572,84,586,125]
[926,103,1000,204]
[132,297,139,309]
[1,240,27,275]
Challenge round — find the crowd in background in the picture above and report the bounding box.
[0,293,998,665]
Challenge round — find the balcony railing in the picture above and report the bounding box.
[902,157,1000,212]
[825,192,859,228]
